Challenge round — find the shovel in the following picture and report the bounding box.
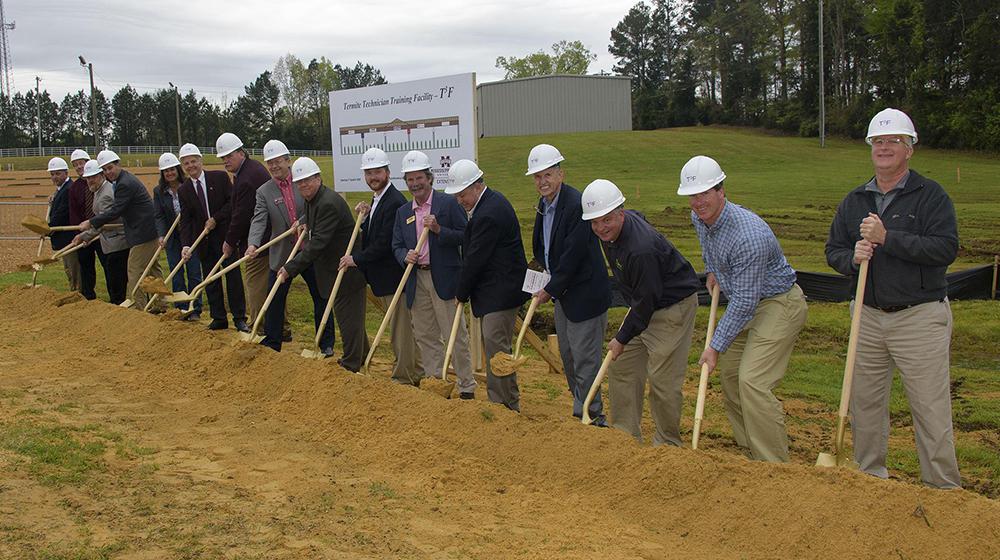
[362,226,430,373]
[32,237,94,265]
[120,214,181,308]
[816,260,868,469]
[237,231,306,343]
[692,283,721,450]
[582,309,630,425]
[143,225,211,312]
[21,214,80,236]
[28,205,51,288]
[489,295,540,377]
[179,253,226,319]
[302,211,366,359]
[422,300,463,398]
[165,221,299,304]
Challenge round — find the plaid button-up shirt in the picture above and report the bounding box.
[693,201,797,352]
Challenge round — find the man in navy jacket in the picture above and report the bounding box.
[527,144,611,425]
[390,151,475,396]
[340,148,419,384]
[450,159,529,411]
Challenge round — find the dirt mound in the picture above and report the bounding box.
[0,285,998,558]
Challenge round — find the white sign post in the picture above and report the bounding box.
[329,73,477,192]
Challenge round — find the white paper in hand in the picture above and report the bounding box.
[522,269,551,294]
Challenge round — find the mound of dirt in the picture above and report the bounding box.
[0,285,998,558]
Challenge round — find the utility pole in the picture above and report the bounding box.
[79,55,99,151]
[818,0,825,148]
[34,76,41,151]
[169,81,182,148]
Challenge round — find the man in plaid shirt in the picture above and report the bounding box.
[680,155,808,462]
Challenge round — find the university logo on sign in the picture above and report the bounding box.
[440,156,452,169]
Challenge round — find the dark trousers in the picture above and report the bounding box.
[77,242,100,300]
[262,266,334,352]
[99,248,129,305]
[201,243,246,323]
[165,238,203,313]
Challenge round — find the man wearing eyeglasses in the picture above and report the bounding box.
[825,108,961,489]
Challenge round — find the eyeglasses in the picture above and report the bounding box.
[870,137,907,148]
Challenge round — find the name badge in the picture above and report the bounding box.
[406,215,416,225]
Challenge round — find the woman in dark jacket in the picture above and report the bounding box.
[153,152,202,318]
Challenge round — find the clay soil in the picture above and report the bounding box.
[1,286,998,558]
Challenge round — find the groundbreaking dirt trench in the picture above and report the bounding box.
[0,286,998,558]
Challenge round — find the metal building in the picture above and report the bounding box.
[476,74,632,138]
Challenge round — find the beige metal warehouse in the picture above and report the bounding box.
[476,74,632,138]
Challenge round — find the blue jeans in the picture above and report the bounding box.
[262,266,334,352]
[165,238,203,313]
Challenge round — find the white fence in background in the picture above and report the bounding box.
[0,146,333,159]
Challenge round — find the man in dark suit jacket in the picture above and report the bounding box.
[527,144,611,426]
[389,150,475,396]
[339,148,420,384]
[67,150,96,298]
[46,157,80,291]
[449,159,529,411]
[178,143,247,331]
[80,150,162,310]
[281,157,369,371]
[218,132,272,326]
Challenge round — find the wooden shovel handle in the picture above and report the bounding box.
[145,225,211,311]
[363,226,430,371]
[314,211,367,349]
[833,259,869,452]
[581,308,631,425]
[692,283,721,450]
[512,296,540,360]
[198,221,299,287]
[441,301,464,380]
[249,232,306,339]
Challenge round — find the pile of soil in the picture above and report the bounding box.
[0,286,997,558]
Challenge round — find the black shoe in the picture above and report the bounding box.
[207,319,228,330]
[234,319,250,333]
[282,330,293,343]
[184,312,201,322]
[459,392,474,400]
[321,347,334,358]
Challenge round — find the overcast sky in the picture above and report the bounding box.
[7,0,637,104]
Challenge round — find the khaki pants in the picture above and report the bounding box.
[718,284,807,462]
[609,294,697,446]
[409,269,475,393]
[63,251,80,292]
[851,299,961,489]
[244,255,270,325]
[126,239,162,310]
[380,293,421,386]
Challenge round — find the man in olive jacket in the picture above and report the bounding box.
[279,158,368,370]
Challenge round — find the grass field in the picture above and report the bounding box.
[2,125,998,496]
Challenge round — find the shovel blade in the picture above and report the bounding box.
[21,215,51,236]
[33,256,57,265]
[236,332,264,344]
[489,353,526,377]
[118,298,135,308]
[162,291,193,303]
[420,378,456,399]
[300,348,325,359]
[816,452,860,469]
[139,276,171,296]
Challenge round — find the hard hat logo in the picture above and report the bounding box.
[677,156,726,196]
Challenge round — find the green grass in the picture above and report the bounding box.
[0,421,107,486]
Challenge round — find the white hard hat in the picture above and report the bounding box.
[866,108,918,145]
[581,179,626,220]
[444,159,483,195]
[360,147,390,170]
[158,152,181,170]
[178,143,202,159]
[525,143,565,175]
[291,157,321,182]
[96,150,120,167]
[47,157,69,172]
[400,150,431,173]
[677,155,727,196]
[215,132,243,157]
[70,149,90,162]
[263,139,290,161]
[82,159,103,178]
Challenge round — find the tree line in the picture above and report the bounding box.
[608,0,1000,150]
[0,55,385,151]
